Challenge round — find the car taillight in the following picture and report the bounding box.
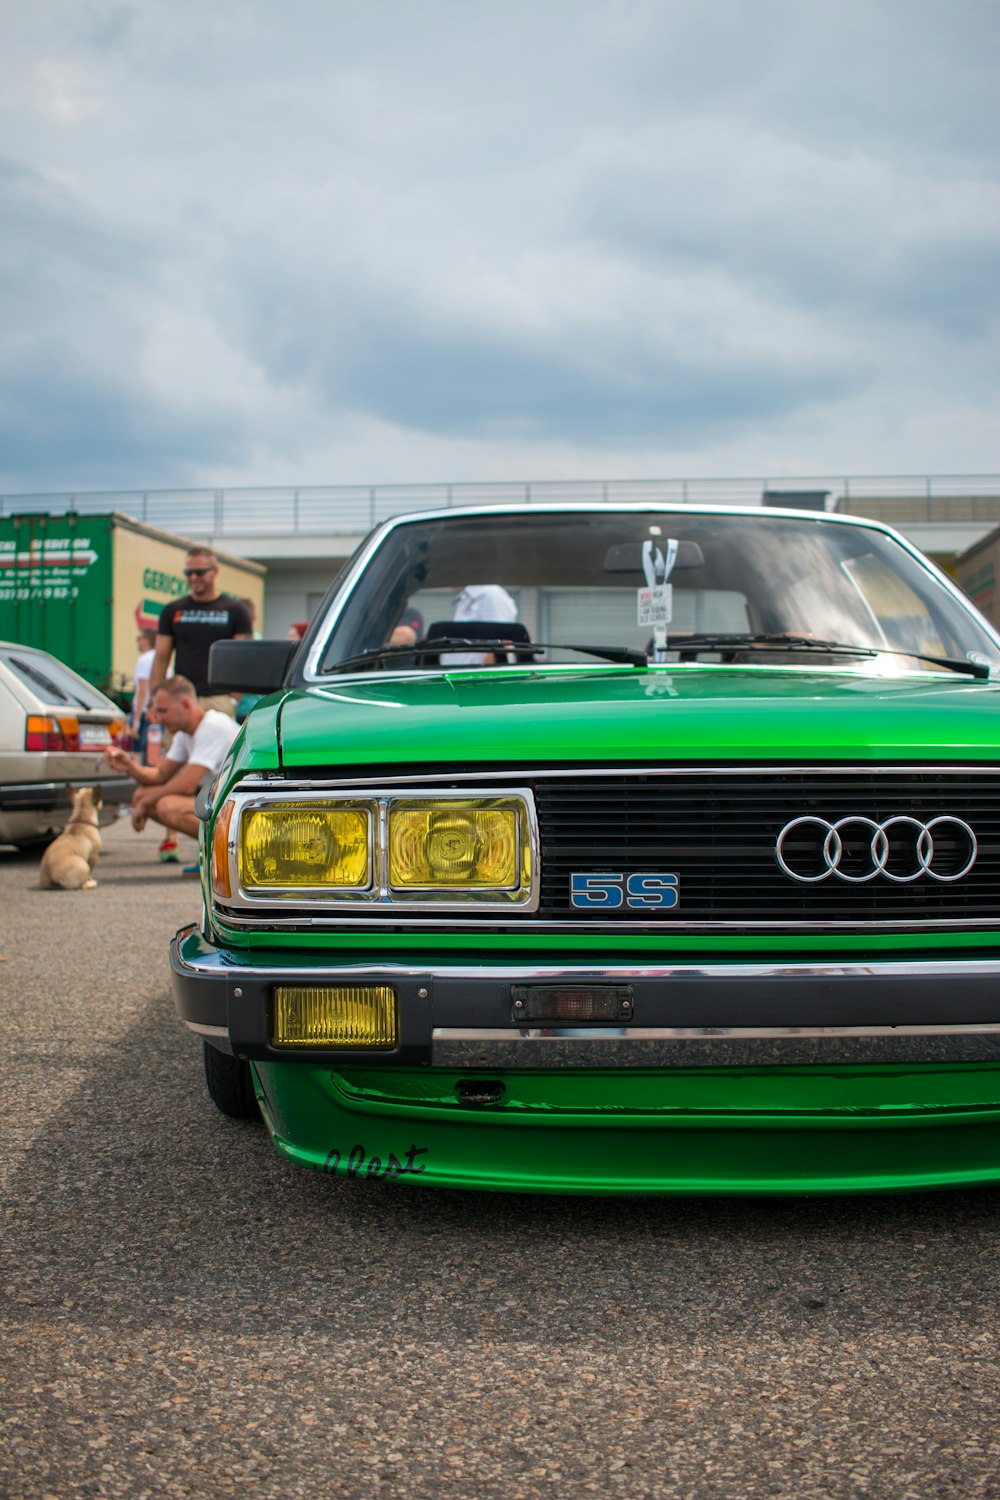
[25,715,81,751]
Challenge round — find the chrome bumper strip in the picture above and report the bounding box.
[435,1022,1000,1041]
[431,1024,1000,1069]
[172,925,1000,1066]
[174,952,1000,984]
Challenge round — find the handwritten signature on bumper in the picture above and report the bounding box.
[323,1143,428,1179]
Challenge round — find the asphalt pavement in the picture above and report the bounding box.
[2,816,1000,1499]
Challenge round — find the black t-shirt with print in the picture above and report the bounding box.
[157,594,253,695]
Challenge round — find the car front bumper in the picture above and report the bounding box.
[171,923,1000,1069]
[172,925,1000,1192]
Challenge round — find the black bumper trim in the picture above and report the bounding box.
[0,775,134,812]
[170,925,1000,1068]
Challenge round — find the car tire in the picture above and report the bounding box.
[202,1042,261,1121]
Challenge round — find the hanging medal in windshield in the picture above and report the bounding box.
[638,537,677,662]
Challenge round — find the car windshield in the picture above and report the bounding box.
[0,646,118,711]
[313,509,1000,676]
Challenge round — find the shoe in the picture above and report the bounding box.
[181,864,201,878]
[159,836,180,864]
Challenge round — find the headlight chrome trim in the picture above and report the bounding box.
[214,786,539,913]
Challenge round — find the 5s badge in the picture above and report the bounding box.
[570,872,679,910]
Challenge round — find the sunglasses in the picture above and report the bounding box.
[184,566,215,578]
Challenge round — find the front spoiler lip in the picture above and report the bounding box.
[171,924,1000,1067]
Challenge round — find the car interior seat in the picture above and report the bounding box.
[420,619,534,665]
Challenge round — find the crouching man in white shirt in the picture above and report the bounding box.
[104,675,239,863]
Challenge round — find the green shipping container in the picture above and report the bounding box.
[0,511,266,697]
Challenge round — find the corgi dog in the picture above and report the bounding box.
[39,786,103,891]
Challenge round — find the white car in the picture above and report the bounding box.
[0,641,134,848]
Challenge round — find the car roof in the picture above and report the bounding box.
[369,500,899,535]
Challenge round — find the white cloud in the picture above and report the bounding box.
[0,0,997,493]
[33,60,106,125]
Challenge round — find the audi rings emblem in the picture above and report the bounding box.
[775,815,978,884]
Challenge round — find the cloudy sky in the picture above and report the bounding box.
[1,0,998,494]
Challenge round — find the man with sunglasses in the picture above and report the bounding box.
[150,547,252,715]
[147,547,251,863]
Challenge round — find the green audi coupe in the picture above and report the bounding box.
[171,503,1000,1194]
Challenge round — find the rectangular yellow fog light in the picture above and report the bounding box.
[388,799,523,889]
[241,804,371,888]
[272,985,398,1048]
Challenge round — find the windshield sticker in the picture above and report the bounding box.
[638,537,678,627]
[638,585,672,627]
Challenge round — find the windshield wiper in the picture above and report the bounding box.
[408,635,647,666]
[325,643,441,673]
[548,642,648,666]
[666,633,992,679]
[325,638,648,674]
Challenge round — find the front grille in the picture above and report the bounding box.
[534,768,1000,927]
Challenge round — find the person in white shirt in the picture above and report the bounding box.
[130,628,157,761]
[445,584,519,665]
[104,675,239,867]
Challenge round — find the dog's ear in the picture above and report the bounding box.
[93,787,103,809]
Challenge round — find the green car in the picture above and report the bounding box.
[171,504,1000,1194]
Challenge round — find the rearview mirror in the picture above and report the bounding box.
[603,540,705,574]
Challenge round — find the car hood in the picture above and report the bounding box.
[274,664,1000,768]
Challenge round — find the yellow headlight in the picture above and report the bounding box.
[388,800,520,888]
[273,985,397,1047]
[241,804,370,888]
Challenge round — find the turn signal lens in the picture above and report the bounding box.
[26,715,59,751]
[273,985,398,1047]
[512,986,633,1022]
[241,804,370,888]
[211,799,236,900]
[388,801,519,888]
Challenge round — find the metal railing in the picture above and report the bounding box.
[3,474,999,537]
